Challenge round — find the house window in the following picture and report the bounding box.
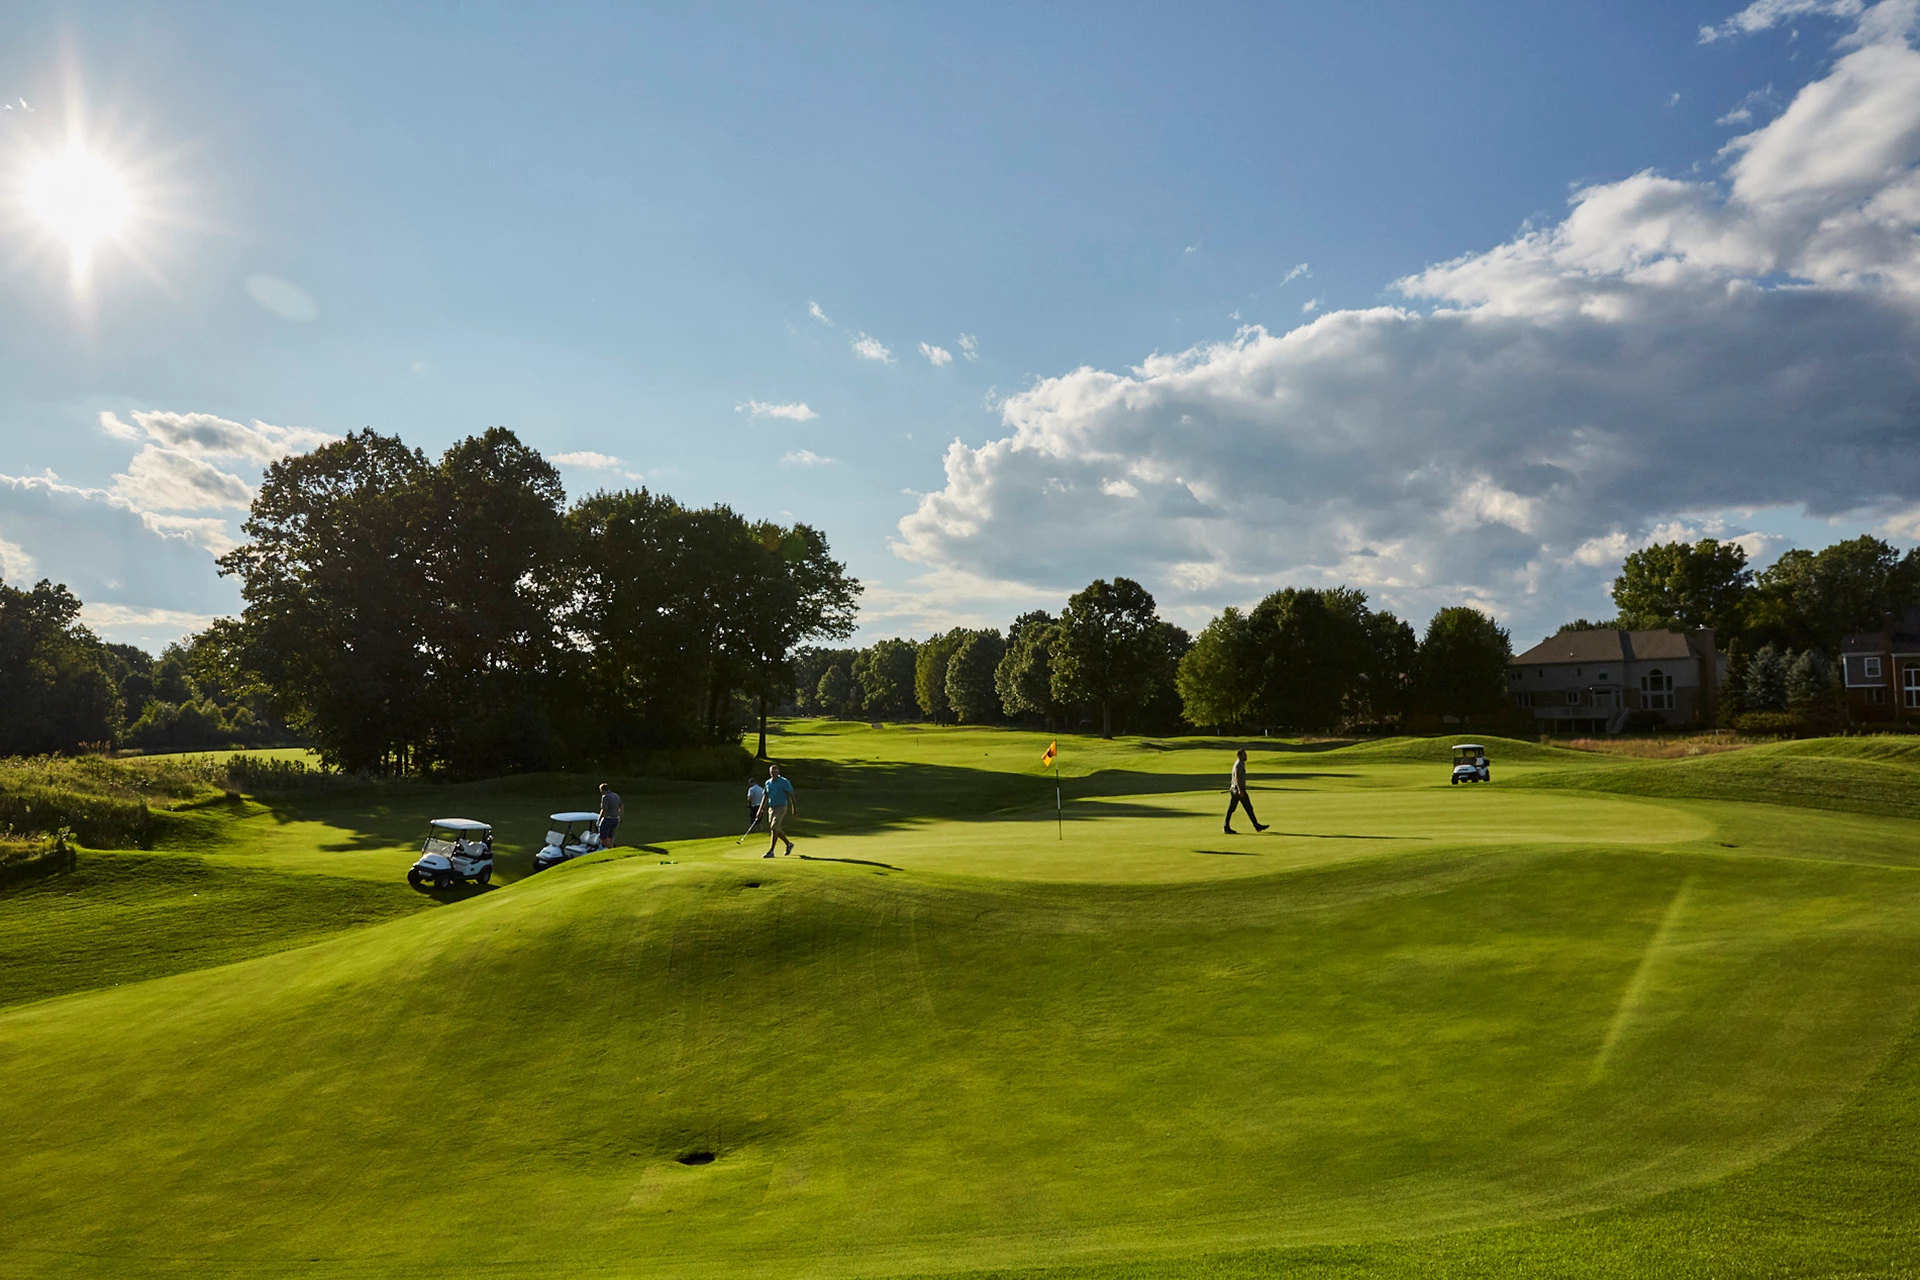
[1640,668,1674,711]
[1565,689,1583,707]
[1515,691,1534,708]
[1868,687,1888,706]
[1865,656,1883,680]
[1906,666,1920,710]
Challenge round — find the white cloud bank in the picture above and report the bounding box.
[851,333,894,363]
[920,342,953,366]
[894,3,1920,637]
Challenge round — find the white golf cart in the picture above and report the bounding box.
[531,811,602,873]
[408,818,495,889]
[1450,744,1491,785]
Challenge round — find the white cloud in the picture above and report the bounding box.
[1701,0,1864,42]
[851,333,894,363]
[1718,84,1781,126]
[98,410,336,465]
[782,450,832,466]
[920,342,953,367]
[958,333,980,361]
[1301,297,1321,313]
[0,536,32,580]
[1667,91,1683,108]
[111,447,254,512]
[0,472,241,623]
[1282,263,1311,284]
[809,300,834,327]
[551,450,625,469]
[79,603,223,634]
[736,399,819,421]
[245,274,318,322]
[891,10,1920,642]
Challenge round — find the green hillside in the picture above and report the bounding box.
[3,724,1919,1277]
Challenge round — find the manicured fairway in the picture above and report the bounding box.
[3,725,1919,1277]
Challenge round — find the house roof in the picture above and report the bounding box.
[1512,629,1696,666]
[1843,607,1920,652]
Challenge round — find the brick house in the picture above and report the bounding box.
[1840,608,1920,725]
[1508,628,1721,735]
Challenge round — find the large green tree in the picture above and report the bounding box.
[219,430,439,773]
[1248,587,1372,732]
[1176,606,1261,732]
[1050,577,1162,738]
[1414,607,1513,722]
[1750,536,1920,651]
[914,630,967,722]
[1611,538,1753,638]
[733,519,861,757]
[0,577,121,755]
[856,639,919,719]
[945,631,1007,724]
[994,612,1061,727]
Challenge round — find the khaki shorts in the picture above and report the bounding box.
[767,805,790,835]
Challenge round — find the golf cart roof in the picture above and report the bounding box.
[1451,744,1485,751]
[429,817,492,832]
[550,811,599,823]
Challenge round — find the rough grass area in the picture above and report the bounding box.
[1559,732,1758,758]
[3,725,1920,1278]
[0,754,231,847]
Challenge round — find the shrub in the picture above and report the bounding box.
[1732,711,1804,737]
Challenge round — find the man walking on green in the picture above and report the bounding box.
[760,764,797,858]
[1224,748,1267,835]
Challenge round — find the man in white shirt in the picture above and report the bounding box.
[747,779,766,829]
[1224,749,1267,835]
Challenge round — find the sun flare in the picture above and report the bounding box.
[24,145,133,253]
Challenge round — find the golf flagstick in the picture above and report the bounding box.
[1040,739,1061,840]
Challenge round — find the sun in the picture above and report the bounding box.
[24,145,133,255]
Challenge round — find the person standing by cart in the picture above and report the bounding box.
[1224,748,1267,835]
[760,764,796,858]
[598,782,624,848]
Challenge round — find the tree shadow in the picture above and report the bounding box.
[1195,849,1261,856]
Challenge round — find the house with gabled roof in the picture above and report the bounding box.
[1508,628,1720,735]
[1840,608,1920,724]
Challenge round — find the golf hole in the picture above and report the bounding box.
[677,1151,716,1166]
[744,881,761,889]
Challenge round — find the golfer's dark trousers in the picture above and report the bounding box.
[1225,790,1259,827]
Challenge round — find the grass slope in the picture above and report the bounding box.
[3,724,1920,1277]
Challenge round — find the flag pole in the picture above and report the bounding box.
[1056,772,1063,841]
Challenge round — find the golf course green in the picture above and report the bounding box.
[4,724,1920,1278]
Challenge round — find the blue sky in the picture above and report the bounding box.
[2,0,1917,652]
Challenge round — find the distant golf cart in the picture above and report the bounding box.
[531,812,602,873]
[1450,744,1491,785]
[408,818,494,889]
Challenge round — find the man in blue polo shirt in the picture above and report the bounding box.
[759,764,796,858]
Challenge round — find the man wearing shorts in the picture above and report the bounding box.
[760,764,796,858]
[598,782,624,847]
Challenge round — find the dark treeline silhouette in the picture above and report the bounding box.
[0,576,289,756]
[0,427,859,771]
[215,428,859,773]
[796,577,1512,737]
[1565,533,1920,730]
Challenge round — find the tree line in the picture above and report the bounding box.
[796,578,1514,736]
[0,576,285,757]
[1575,533,1920,730]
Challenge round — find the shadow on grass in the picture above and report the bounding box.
[219,756,1361,866]
[1196,849,1262,857]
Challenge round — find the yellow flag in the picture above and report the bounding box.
[1041,740,1057,768]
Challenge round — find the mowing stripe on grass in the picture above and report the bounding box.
[1591,873,1695,1082]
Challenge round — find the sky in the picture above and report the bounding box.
[2,0,1918,653]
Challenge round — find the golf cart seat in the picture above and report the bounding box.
[544,830,564,847]
[422,836,457,857]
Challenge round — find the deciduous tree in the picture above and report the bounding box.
[1050,577,1162,738]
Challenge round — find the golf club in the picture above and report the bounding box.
[735,812,763,845]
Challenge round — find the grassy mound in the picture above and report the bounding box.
[4,723,1920,1277]
[1518,736,1920,820]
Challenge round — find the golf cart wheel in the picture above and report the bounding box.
[477,866,492,886]
[1450,776,1458,785]
[407,869,424,888]
[1483,770,1491,783]
[434,872,450,891]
